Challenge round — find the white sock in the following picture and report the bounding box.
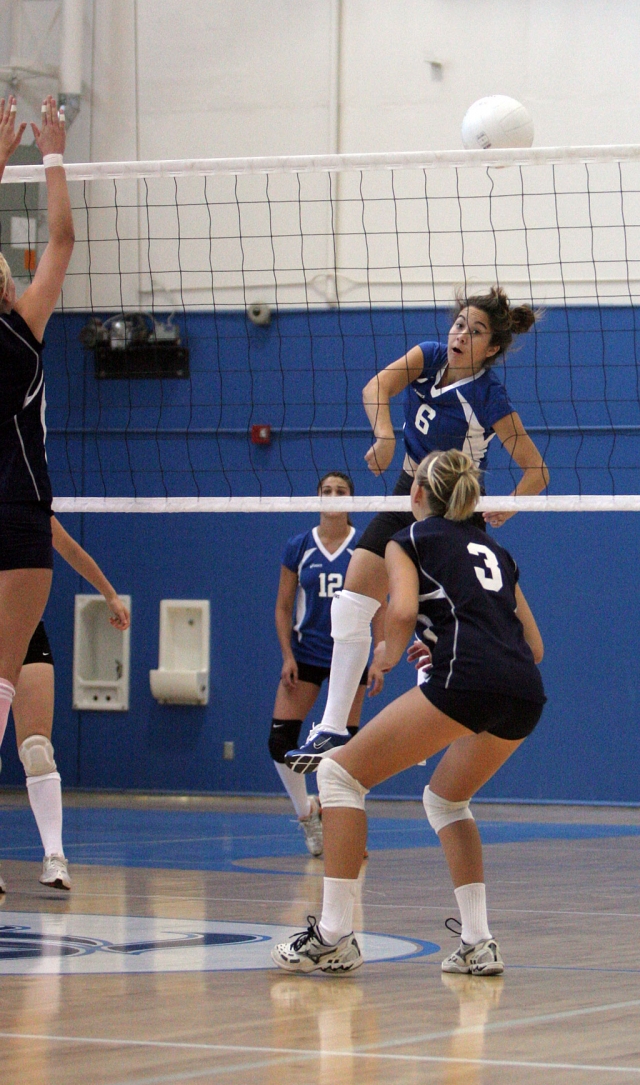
[319,590,381,735]
[273,761,312,819]
[0,677,16,748]
[454,882,491,945]
[26,772,64,857]
[319,876,358,943]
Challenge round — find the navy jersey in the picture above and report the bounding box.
[0,310,51,508]
[282,526,360,667]
[402,341,514,469]
[393,517,545,703]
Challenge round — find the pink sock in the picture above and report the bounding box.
[0,678,16,749]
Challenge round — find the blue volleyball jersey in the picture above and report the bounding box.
[0,310,51,508]
[281,526,360,667]
[402,341,515,469]
[393,517,545,703]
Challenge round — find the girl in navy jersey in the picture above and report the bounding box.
[269,472,372,856]
[287,287,549,771]
[272,448,545,977]
[0,97,74,773]
[0,519,129,894]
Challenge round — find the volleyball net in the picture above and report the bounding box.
[4,144,640,512]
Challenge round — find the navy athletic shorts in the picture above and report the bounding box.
[421,683,544,741]
[23,620,54,666]
[356,470,486,559]
[296,659,368,688]
[0,502,53,571]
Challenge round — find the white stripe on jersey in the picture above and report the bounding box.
[410,522,459,688]
[14,417,41,500]
[294,547,317,639]
[312,525,356,561]
[456,390,495,468]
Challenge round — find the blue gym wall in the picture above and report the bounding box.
[2,306,640,802]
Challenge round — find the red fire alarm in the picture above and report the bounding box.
[251,424,272,445]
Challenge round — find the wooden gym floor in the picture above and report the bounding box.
[1,791,640,1084]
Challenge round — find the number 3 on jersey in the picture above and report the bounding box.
[467,543,504,592]
[415,402,436,435]
[318,572,343,598]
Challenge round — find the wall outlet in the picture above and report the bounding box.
[223,741,235,760]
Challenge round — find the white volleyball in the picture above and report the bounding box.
[461,95,534,150]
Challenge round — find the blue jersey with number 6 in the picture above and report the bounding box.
[281,526,361,667]
[402,341,515,468]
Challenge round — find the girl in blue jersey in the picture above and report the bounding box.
[288,287,549,771]
[0,97,74,771]
[272,449,545,977]
[269,472,370,856]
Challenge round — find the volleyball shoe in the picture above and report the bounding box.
[284,727,352,774]
[271,916,363,975]
[40,854,71,890]
[298,795,323,856]
[441,938,504,976]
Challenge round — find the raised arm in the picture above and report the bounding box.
[51,518,130,630]
[0,96,27,184]
[486,411,550,528]
[362,345,425,476]
[14,97,74,342]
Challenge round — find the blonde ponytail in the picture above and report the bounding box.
[416,449,481,521]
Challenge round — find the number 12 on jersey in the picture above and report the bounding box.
[318,573,343,598]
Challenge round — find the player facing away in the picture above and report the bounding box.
[285,287,549,773]
[269,472,374,856]
[0,98,74,786]
[272,449,545,976]
[0,518,130,894]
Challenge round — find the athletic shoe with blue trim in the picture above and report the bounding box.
[284,729,352,774]
[271,916,363,975]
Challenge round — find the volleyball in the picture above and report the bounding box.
[461,95,534,150]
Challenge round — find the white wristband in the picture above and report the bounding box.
[43,153,64,169]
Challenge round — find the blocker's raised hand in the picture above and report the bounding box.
[31,95,66,158]
[0,96,27,163]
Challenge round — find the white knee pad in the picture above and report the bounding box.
[19,735,57,777]
[423,785,474,835]
[317,757,369,810]
[330,590,380,642]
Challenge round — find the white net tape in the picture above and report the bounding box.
[51,495,640,513]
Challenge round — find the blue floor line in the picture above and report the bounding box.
[2,808,640,873]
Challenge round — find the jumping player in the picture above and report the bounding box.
[269,472,374,856]
[0,98,74,792]
[286,287,548,772]
[0,517,130,893]
[272,448,545,976]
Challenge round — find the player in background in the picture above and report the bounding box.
[272,449,545,976]
[0,97,74,807]
[0,518,130,893]
[269,472,376,856]
[286,287,548,772]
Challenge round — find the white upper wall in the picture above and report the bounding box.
[88,0,640,162]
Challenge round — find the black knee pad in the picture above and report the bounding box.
[268,719,303,763]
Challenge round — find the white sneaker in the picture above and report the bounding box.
[299,796,323,856]
[40,854,71,891]
[441,938,504,976]
[271,916,363,975]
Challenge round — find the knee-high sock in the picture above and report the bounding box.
[273,761,312,819]
[454,882,491,945]
[318,590,381,735]
[26,772,64,857]
[0,678,15,749]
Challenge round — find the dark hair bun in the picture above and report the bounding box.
[509,304,537,335]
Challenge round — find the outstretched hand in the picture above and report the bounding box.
[31,95,66,159]
[108,596,131,631]
[0,96,27,163]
